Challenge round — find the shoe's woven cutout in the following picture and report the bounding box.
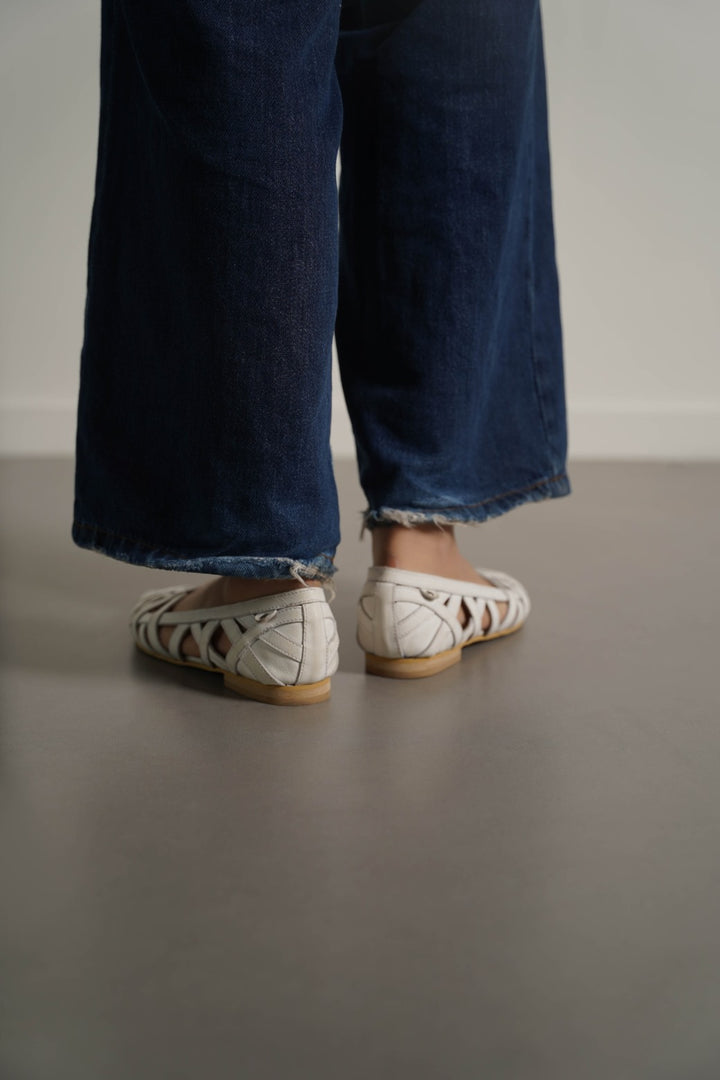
[356,566,530,662]
[132,585,339,688]
[458,598,472,631]
[135,597,300,684]
[396,585,516,646]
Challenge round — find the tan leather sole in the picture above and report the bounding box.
[364,620,526,680]
[134,642,331,705]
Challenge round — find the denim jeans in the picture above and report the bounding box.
[72,0,571,583]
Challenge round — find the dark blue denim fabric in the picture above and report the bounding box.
[72,0,571,582]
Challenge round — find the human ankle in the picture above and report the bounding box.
[371,522,459,568]
[218,576,308,604]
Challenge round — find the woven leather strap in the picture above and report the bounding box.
[131,586,335,684]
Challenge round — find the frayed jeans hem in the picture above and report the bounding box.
[71,520,337,582]
[360,471,571,537]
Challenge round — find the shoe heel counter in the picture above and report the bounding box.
[357,580,401,658]
[296,598,338,684]
[236,597,337,687]
[358,581,458,660]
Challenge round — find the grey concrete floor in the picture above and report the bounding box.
[2,457,720,1080]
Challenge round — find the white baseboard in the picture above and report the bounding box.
[1,398,719,460]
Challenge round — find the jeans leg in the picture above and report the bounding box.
[335,0,571,536]
[72,0,343,580]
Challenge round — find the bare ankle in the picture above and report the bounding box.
[371,522,458,567]
[218,576,308,603]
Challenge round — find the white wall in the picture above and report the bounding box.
[544,0,720,459]
[1,0,718,458]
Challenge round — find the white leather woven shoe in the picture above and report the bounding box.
[357,565,531,678]
[130,582,339,705]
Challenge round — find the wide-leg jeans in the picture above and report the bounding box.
[72,0,571,582]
